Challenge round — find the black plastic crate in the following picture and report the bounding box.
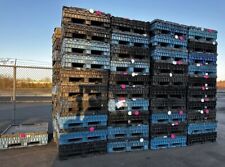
[188,77,216,88]
[58,140,107,159]
[111,16,149,34]
[187,101,216,110]
[151,99,186,111]
[187,110,216,123]
[109,73,149,85]
[62,23,110,42]
[150,86,186,98]
[188,40,217,53]
[150,122,187,137]
[57,99,108,113]
[188,88,217,97]
[108,87,149,99]
[108,111,149,125]
[151,62,188,75]
[187,132,217,145]
[62,6,110,28]
[151,75,187,86]
[60,69,109,85]
[111,44,149,60]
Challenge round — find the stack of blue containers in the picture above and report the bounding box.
[107,17,150,152]
[149,20,188,149]
[187,26,218,144]
[53,7,111,158]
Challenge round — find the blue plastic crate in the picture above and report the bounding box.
[188,122,217,135]
[188,53,217,65]
[107,139,149,153]
[107,125,149,139]
[111,32,149,47]
[151,47,188,63]
[62,38,110,55]
[151,112,186,123]
[189,26,217,42]
[188,65,217,73]
[150,136,187,150]
[57,129,107,145]
[128,125,149,138]
[110,60,149,74]
[56,114,108,130]
[108,99,149,112]
[61,54,110,69]
[150,35,187,48]
[150,19,188,34]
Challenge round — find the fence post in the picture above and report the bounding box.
[12,59,17,124]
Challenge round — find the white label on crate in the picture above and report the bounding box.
[205,95,208,97]
[89,9,94,13]
[200,110,204,114]
[196,63,201,66]
[131,59,135,63]
[132,85,136,87]
[172,61,177,65]
[205,84,208,87]
[201,99,205,102]
[80,115,85,121]
[128,120,131,124]
[213,41,216,45]
[163,136,168,138]
[116,100,126,109]
[172,123,175,126]
[205,62,208,65]
[143,34,147,37]
[175,35,179,39]
[169,73,173,77]
[168,111,172,115]
[205,73,208,76]
[206,87,209,90]
[201,28,204,31]
[128,111,132,115]
[132,72,138,77]
[140,138,144,142]
[132,98,137,101]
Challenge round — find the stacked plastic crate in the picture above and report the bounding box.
[53,7,111,158]
[107,17,150,152]
[52,28,62,121]
[149,20,188,149]
[187,26,217,145]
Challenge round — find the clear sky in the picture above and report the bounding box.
[0,0,224,80]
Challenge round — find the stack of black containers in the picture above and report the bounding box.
[149,20,188,149]
[107,17,150,152]
[187,26,217,144]
[53,7,111,158]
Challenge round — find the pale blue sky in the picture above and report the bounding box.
[0,0,224,80]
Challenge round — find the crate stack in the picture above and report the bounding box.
[53,6,111,158]
[187,27,218,145]
[149,20,188,149]
[107,17,150,152]
[52,28,62,118]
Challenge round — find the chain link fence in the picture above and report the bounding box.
[0,64,53,132]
